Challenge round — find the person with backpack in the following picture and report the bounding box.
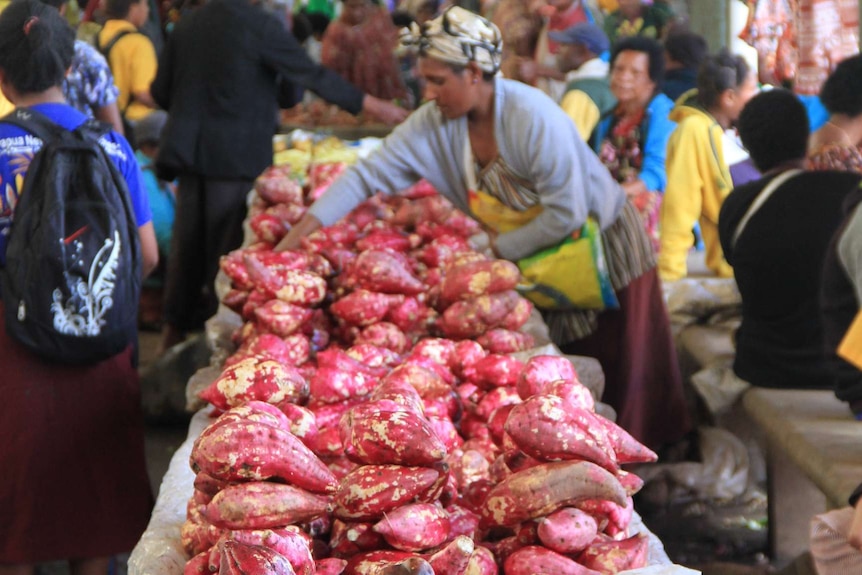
[0,1,159,571]
[97,0,163,141]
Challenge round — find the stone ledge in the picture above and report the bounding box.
[742,388,861,509]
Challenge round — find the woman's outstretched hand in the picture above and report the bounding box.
[275,213,323,252]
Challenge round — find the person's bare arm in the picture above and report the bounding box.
[138,222,159,277]
[275,213,323,251]
[94,102,124,135]
[134,89,159,111]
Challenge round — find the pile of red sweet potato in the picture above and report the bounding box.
[180,164,657,574]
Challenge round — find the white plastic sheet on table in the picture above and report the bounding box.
[128,405,677,574]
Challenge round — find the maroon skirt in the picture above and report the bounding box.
[0,305,154,563]
[561,268,692,451]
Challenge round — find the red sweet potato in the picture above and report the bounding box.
[255,165,303,204]
[504,546,600,575]
[465,546,498,575]
[191,420,337,493]
[504,395,617,471]
[410,338,457,367]
[445,504,481,541]
[440,260,520,303]
[330,520,387,558]
[204,482,331,530]
[427,535,474,575]
[476,329,534,354]
[576,496,634,537]
[437,291,522,339]
[354,322,409,354]
[386,296,432,334]
[199,358,309,411]
[372,503,451,552]
[383,363,450,398]
[343,551,427,575]
[333,465,442,521]
[479,460,626,527]
[545,379,596,412]
[250,212,289,244]
[330,290,396,327]
[536,507,598,554]
[595,415,658,464]
[210,528,314,575]
[468,354,525,390]
[184,551,211,575]
[254,300,314,337]
[356,228,420,253]
[341,404,447,466]
[499,298,533,332]
[315,558,348,575]
[578,533,649,574]
[347,344,402,369]
[350,249,425,295]
[310,368,378,404]
[427,415,462,452]
[370,379,426,415]
[475,387,522,421]
[516,355,579,400]
[273,402,319,443]
[218,539,296,575]
[616,469,645,496]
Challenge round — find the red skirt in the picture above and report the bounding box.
[561,269,692,451]
[0,305,154,563]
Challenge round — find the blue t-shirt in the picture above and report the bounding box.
[0,103,152,265]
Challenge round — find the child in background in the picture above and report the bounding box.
[134,111,174,276]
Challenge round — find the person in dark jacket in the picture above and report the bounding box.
[718,89,861,389]
[662,30,707,102]
[151,0,406,350]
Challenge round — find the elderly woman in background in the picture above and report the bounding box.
[278,7,690,451]
[322,0,409,103]
[592,36,675,250]
[808,55,862,173]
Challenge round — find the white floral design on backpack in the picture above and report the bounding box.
[50,230,121,336]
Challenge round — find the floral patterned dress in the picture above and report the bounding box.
[808,143,862,173]
[598,109,662,252]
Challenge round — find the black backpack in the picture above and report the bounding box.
[0,108,142,364]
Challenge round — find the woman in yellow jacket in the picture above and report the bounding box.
[658,49,757,282]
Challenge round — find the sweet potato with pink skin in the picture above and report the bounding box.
[499,298,533,332]
[437,291,522,339]
[371,379,426,415]
[468,355,524,390]
[272,402,318,442]
[350,249,425,295]
[616,470,645,496]
[191,420,337,493]
[383,363,450,398]
[427,535,474,575]
[344,551,427,575]
[205,482,331,530]
[578,533,649,574]
[386,297,432,334]
[354,322,409,354]
[218,539,297,575]
[184,551,211,575]
[250,212,289,244]
[315,558,348,575]
[243,256,326,305]
[341,406,448,466]
[372,503,451,552]
[476,329,534,354]
[181,512,224,557]
[347,344,402,369]
[194,472,230,499]
[306,426,345,457]
[211,399,293,431]
[480,460,626,527]
[210,528,314,575]
[235,333,294,366]
[427,415,462,452]
[318,348,389,378]
[440,260,521,304]
[516,355,579,399]
[459,413,491,441]
[254,301,314,337]
[241,289,271,322]
[222,288,249,313]
[545,379,595,411]
[486,405,515,444]
[444,504,480,540]
[266,201,307,226]
[199,358,309,411]
[356,228,419,253]
[576,496,634,536]
[330,290,395,327]
[406,355,457,386]
[475,387,522,421]
[465,546,498,575]
[410,338,457,367]
[504,546,600,575]
[536,507,598,554]
[594,415,658,464]
[333,465,442,521]
[449,449,491,491]
[220,251,255,290]
[330,520,386,558]
[504,395,617,471]
[255,165,303,204]
[310,368,378,404]
[416,235,471,269]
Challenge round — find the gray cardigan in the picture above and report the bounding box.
[309,77,625,261]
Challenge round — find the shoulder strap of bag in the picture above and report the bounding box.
[96,29,139,59]
[0,108,67,144]
[732,168,803,248]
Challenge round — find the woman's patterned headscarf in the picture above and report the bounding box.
[400,6,503,74]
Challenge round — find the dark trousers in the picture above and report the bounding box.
[163,174,251,331]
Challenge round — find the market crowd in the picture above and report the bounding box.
[2,0,862,572]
